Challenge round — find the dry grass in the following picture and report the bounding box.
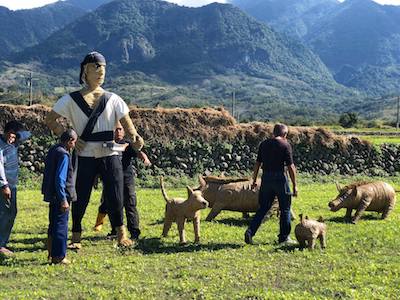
[0,104,373,152]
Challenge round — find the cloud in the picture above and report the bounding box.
[0,0,58,10]
[338,0,400,4]
[166,0,228,7]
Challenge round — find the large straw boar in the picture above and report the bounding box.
[197,175,295,221]
[328,181,397,224]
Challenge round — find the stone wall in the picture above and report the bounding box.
[1,104,399,177]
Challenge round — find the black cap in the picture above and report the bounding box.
[79,51,106,84]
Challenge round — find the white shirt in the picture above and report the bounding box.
[53,91,129,158]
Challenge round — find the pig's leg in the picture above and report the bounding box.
[177,217,186,244]
[193,216,200,243]
[381,199,395,219]
[352,197,372,224]
[319,234,326,249]
[162,214,173,237]
[308,238,316,250]
[344,208,352,222]
[298,238,306,249]
[205,203,223,221]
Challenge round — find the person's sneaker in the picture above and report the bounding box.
[67,242,82,250]
[51,257,71,265]
[0,247,14,256]
[278,237,297,246]
[244,230,253,245]
[107,230,117,239]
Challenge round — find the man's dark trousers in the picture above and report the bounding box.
[48,203,69,258]
[248,173,292,242]
[98,176,140,238]
[72,155,124,233]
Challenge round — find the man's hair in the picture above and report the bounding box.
[4,120,24,133]
[273,123,288,137]
[60,129,78,143]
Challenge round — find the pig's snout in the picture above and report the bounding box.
[328,202,335,209]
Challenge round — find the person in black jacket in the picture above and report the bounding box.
[42,129,77,264]
[94,123,151,240]
[244,123,298,246]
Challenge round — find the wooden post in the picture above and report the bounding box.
[396,96,400,130]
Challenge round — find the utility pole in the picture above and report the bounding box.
[231,90,236,119]
[396,95,400,130]
[27,72,33,106]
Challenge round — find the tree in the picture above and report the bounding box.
[339,112,358,128]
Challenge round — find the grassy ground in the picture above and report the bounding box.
[357,135,400,145]
[325,126,399,133]
[323,126,400,145]
[1,176,400,299]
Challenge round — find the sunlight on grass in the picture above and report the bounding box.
[358,136,400,145]
[1,177,400,299]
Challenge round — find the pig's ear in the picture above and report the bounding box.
[199,175,206,187]
[186,186,194,196]
[335,181,342,192]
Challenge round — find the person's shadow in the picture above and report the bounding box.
[326,213,381,224]
[210,218,250,227]
[8,236,46,253]
[151,217,251,227]
[131,237,242,255]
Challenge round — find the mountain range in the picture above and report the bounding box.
[0,0,111,59]
[232,0,400,97]
[0,0,399,124]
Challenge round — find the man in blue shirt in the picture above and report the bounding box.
[42,129,77,264]
[0,121,31,256]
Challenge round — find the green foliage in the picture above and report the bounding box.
[339,112,359,128]
[0,0,111,59]
[1,0,363,124]
[1,175,400,298]
[234,0,400,98]
[18,167,42,190]
[2,0,399,124]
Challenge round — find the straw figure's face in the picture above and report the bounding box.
[84,62,106,88]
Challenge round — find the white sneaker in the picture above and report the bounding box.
[279,237,297,246]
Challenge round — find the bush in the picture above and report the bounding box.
[339,112,359,128]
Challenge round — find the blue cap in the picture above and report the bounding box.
[79,52,106,84]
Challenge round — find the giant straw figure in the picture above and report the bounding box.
[45,52,144,248]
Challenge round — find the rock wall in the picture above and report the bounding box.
[1,104,399,177]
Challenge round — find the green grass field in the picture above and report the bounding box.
[1,176,400,299]
[357,135,400,145]
[326,126,399,133]
[323,126,400,145]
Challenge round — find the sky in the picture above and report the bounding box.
[0,0,399,10]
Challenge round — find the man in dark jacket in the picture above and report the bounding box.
[93,123,150,240]
[244,123,298,245]
[42,129,77,264]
